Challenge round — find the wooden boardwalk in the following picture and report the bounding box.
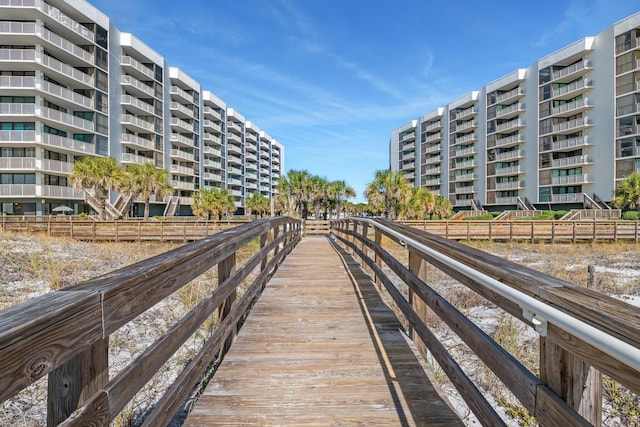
[184,237,463,426]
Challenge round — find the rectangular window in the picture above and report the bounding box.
[95,113,108,135]
[1,122,35,130]
[95,91,108,113]
[95,25,108,49]
[43,125,67,137]
[73,134,94,143]
[97,135,108,155]
[95,69,108,92]
[95,47,108,71]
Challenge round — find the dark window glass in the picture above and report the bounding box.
[97,135,108,155]
[95,47,108,71]
[154,64,163,82]
[96,26,108,49]
[95,91,108,113]
[95,69,108,92]
[95,113,108,135]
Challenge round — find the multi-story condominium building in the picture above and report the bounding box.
[0,0,284,217]
[391,12,639,211]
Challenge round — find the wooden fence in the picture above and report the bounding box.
[0,216,251,242]
[332,218,640,426]
[0,217,301,426]
[399,219,640,242]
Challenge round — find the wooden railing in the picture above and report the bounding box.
[332,218,640,426]
[399,219,640,242]
[0,217,301,426]
[303,219,331,236]
[0,216,251,241]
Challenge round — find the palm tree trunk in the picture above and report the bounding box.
[144,197,150,220]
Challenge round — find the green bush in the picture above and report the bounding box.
[489,211,502,218]
[152,215,167,221]
[464,214,494,220]
[553,210,568,219]
[622,210,639,221]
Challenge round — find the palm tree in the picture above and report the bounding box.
[364,169,411,219]
[245,192,270,218]
[122,162,173,220]
[613,171,640,213]
[70,156,123,220]
[193,187,235,220]
[277,169,313,218]
[309,175,328,219]
[403,187,435,220]
[433,195,453,219]
[327,180,356,219]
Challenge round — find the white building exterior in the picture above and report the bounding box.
[0,0,284,216]
[391,12,640,210]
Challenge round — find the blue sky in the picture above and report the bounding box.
[90,0,640,202]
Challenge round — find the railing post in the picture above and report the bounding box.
[260,228,268,275]
[47,338,108,426]
[374,227,382,290]
[408,247,428,355]
[540,337,602,425]
[218,252,237,355]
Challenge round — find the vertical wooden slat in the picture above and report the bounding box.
[374,228,382,290]
[218,253,237,355]
[408,248,428,354]
[47,338,109,427]
[540,337,602,426]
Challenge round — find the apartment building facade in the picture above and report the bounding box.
[0,0,284,216]
[391,12,639,210]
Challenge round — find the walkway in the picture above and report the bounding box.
[184,237,463,426]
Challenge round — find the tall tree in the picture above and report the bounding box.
[327,180,356,219]
[613,171,640,213]
[364,169,411,219]
[122,162,173,220]
[245,192,270,218]
[70,156,123,220]
[277,169,313,218]
[193,187,235,220]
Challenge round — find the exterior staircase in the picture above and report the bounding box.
[84,189,120,219]
[163,196,180,217]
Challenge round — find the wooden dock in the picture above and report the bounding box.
[184,236,463,426]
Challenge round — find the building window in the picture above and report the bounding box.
[95,25,108,49]
[1,173,36,184]
[1,122,35,130]
[43,125,67,137]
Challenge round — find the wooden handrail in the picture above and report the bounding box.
[331,218,640,426]
[0,217,302,426]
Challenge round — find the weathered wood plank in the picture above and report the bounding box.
[184,237,463,426]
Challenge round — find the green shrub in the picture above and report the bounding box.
[622,210,639,221]
[465,214,494,220]
[152,215,167,221]
[553,210,568,219]
[489,211,502,218]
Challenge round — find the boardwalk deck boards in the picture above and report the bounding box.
[184,237,463,426]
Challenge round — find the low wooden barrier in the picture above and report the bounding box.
[0,216,251,241]
[0,217,301,426]
[332,218,640,426]
[303,219,331,236]
[399,219,640,242]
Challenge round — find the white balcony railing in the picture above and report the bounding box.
[0,157,36,169]
[552,174,591,185]
[121,55,155,80]
[122,134,155,151]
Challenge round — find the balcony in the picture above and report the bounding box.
[455,106,478,121]
[39,53,93,86]
[496,118,524,133]
[551,193,584,203]
[0,157,36,170]
[424,155,442,165]
[41,133,94,154]
[424,132,442,143]
[551,98,592,117]
[39,26,94,64]
[551,79,592,99]
[203,106,222,121]
[179,196,194,205]
[0,183,36,196]
[495,102,524,119]
[550,154,592,168]
[495,180,523,191]
[203,146,222,157]
[122,75,155,98]
[122,114,154,133]
[119,134,153,151]
[495,87,524,104]
[0,102,35,116]
[228,177,242,186]
[551,61,592,83]
[170,117,193,133]
[41,106,94,132]
[42,185,84,198]
[228,122,243,134]
[227,143,242,155]
[400,132,415,142]
[170,149,194,162]
[122,153,154,165]
[227,132,242,144]
[170,164,195,178]
[423,144,442,154]
[454,133,477,145]
[455,146,476,157]
[423,121,442,132]
[494,149,525,162]
[121,55,155,81]
[203,159,222,169]
[455,172,477,182]
[122,95,155,116]
[453,160,476,169]
[550,117,592,134]
[203,133,222,145]
[244,152,257,161]
[552,174,591,185]
[228,166,242,175]
[494,133,524,148]
[454,185,477,195]
[203,120,222,133]
[423,177,441,186]
[170,86,194,104]
[170,101,194,119]
[495,196,518,205]
[203,172,223,181]
[40,158,73,174]
[455,119,478,132]
[495,165,522,175]
[170,133,193,148]
[547,136,591,152]
[170,179,195,190]
[401,143,415,152]
[423,166,441,175]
